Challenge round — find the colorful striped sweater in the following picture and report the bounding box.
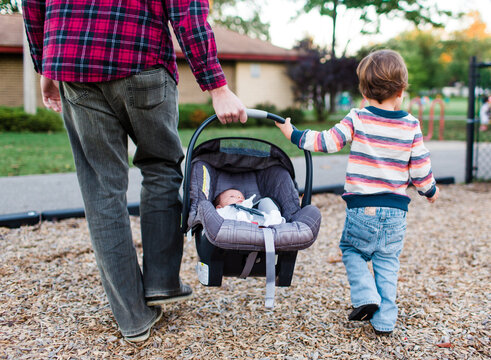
[291,106,437,211]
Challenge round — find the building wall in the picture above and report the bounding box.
[176,60,236,104]
[235,62,294,109]
[0,54,42,108]
[0,56,294,110]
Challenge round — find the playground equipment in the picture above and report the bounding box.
[407,97,445,141]
[361,96,446,141]
[428,98,445,141]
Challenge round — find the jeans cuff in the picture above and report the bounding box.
[370,320,394,332]
[121,306,160,337]
[352,300,380,308]
[145,284,183,298]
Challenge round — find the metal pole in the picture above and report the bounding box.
[465,57,476,183]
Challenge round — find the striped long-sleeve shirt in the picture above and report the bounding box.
[22,0,226,90]
[291,106,437,211]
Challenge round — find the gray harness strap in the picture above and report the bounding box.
[263,227,275,309]
[239,251,258,279]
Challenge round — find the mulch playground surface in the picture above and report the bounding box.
[1,183,490,359]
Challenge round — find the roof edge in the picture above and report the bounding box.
[176,53,299,62]
[0,46,23,54]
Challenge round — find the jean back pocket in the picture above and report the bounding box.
[345,212,378,254]
[382,222,406,254]
[127,67,168,109]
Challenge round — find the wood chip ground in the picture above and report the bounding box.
[1,184,490,359]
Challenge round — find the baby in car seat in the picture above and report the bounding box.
[213,189,285,227]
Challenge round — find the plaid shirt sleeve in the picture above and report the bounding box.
[22,0,45,74]
[167,0,227,91]
[22,0,227,90]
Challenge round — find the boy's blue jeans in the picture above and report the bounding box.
[59,67,184,337]
[339,207,407,332]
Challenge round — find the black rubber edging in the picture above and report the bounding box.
[0,178,454,229]
[0,202,141,229]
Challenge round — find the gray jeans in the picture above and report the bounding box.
[59,67,184,336]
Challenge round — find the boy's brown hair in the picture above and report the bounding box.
[357,49,408,104]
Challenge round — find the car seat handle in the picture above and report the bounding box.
[246,109,285,124]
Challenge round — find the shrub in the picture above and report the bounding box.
[0,107,64,132]
[178,103,214,128]
[253,102,278,114]
[189,108,210,128]
[279,107,306,124]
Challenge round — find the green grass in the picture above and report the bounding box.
[1,96,489,178]
[0,132,76,176]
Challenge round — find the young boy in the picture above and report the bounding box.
[276,49,439,335]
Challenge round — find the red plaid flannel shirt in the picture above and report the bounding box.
[22,0,227,91]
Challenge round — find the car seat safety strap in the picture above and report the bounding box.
[263,228,275,309]
[239,251,258,279]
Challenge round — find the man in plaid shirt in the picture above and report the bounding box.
[23,0,247,342]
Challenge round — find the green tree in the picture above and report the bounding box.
[385,30,445,94]
[0,0,20,13]
[302,0,453,111]
[440,12,491,87]
[357,11,491,93]
[209,0,270,41]
[303,0,452,58]
[287,39,359,122]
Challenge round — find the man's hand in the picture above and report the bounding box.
[275,117,294,141]
[209,85,247,124]
[427,186,440,203]
[40,76,62,113]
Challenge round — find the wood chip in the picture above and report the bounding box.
[0,184,490,359]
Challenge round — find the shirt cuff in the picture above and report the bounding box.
[195,64,227,91]
[290,128,305,147]
[419,183,437,198]
[199,77,227,91]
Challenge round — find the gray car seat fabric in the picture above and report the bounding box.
[187,160,321,251]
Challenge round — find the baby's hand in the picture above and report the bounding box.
[275,117,294,141]
[427,186,439,203]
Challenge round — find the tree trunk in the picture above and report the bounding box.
[329,89,337,114]
[329,0,338,113]
[331,0,337,59]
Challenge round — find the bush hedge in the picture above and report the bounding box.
[0,103,307,132]
[0,107,64,132]
[177,102,307,129]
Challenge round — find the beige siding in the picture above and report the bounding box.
[0,54,42,108]
[235,62,294,109]
[176,60,236,104]
[0,56,295,110]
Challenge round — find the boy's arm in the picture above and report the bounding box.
[276,113,354,153]
[408,130,439,202]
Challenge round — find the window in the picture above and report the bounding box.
[250,64,261,78]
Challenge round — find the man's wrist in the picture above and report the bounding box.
[208,84,229,97]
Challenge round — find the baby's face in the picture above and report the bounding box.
[217,189,245,208]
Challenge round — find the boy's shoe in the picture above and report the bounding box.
[348,303,379,321]
[146,283,193,306]
[125,307,163,343]
[371,324,393,336]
